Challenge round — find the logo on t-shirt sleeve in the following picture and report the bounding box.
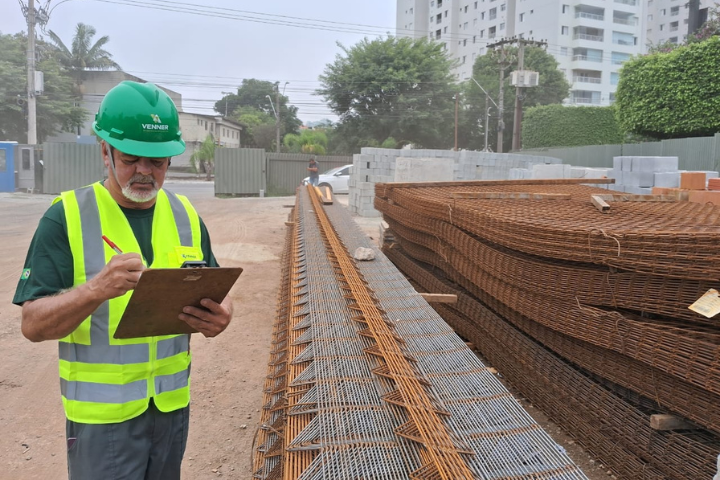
[20,268,31,280]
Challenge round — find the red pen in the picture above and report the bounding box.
[102,235,123,254]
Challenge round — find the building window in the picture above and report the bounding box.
[410,7,413,13]
[438,0,443,7]
[611,72,619,85]
[464,21,468,29]
[501,3,506,11]
[670,21,679,31]
[474,1,478,8]
[481,11,485,19]
[560,46,568,56]
[436,29,442,39]
[660,8,666,15]
[670,6,679,15]
[445,10,448,17]
[669,36,678,43]
[500,22,505,30]
[489,7,496,19]
[647,14,653,21]
[464,5,468,12]
[437,13,442,23]
[473,35,477,42]
[659,23,664,30]
[520,12,524,21]
[480,29,484,37]
[473,18,477,25]
[444,26,447,32]
[463,38,467,45]
[562,25,569,35]
[463,55,467,63]
[562,4,569,13]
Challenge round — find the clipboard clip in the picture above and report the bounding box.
[181,261,207,269]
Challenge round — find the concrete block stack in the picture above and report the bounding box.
[348,148,560,217]
[610,156,719,195]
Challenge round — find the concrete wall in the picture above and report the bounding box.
[348,148,561,217]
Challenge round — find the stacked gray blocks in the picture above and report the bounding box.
[610,156,718,194]
[348,148,559,217]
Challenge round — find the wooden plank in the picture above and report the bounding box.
[650,414,696,431]
[595,194,680,203]
[322,186,333,205]
[285,221,295,226]
[591,195,611,213]
[382,178,616,189]
[420,293,458,304]
[451,192,571,200]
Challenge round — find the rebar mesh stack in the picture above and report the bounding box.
[374,180,720,479]
[254,186,589,479]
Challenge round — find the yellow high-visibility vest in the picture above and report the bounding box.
[55,183,202,424]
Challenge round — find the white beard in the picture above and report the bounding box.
[122,175,159,203]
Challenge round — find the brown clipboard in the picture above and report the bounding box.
[113,267,243,339]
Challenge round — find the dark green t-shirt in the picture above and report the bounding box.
[13,194,218,306]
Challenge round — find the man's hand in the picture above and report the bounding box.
[178,296,233,338]
[87,253,145,300]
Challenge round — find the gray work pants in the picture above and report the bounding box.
[66,401,189,480]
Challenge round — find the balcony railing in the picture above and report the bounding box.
[573,75,602,84]
[670,25,679,31]
[613,38,635,45]
[573,54,603,62]
[612,58,629,64]
[572,97,601,105]
[613,17,636,25]
[574,33,604,41]
[575,12,604,21]
[614,0,637,6]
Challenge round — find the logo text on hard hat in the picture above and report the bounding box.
[142,113,168,131]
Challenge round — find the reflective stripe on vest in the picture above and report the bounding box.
[57,183,200,423]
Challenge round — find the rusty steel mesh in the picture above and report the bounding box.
[376,181,720,281]
[253,186,589,479]
[374,180,720,479]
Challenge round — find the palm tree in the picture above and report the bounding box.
[190,135,217,180]
[48,23,121,94]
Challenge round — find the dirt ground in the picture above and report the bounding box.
[0,182,611,479]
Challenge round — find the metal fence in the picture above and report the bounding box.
[520,133,720,171]
[37,144,352,197]
[43,143,105,194]
[265,153,352,196]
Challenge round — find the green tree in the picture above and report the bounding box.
[215,79,301,148]
[317,37,458,152]
[234,105,275,148]
[283,130,328,154]
[615,36,720,139]
[464,46,570,152]
[189,134,216,179]
[48,23,121,93]
[0,32,85,142]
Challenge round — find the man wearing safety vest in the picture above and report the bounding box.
[13,81,233,479]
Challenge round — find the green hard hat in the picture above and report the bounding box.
[93,81,185,158]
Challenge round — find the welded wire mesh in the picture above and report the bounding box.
[377,182,720,281]
[375,197,720,399]
[385,246,720,480]
[254,186,589,479]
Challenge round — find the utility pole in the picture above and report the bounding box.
[25,0,37,145]
[512,38,546,151]
[454,93,459,151]
[471,78,499,153]
[497,46,507,153]
[275,82,281,153]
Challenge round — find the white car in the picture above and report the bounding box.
[302,164,352,193]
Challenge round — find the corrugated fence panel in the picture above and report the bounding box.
[522,136,720,171]
[43,143,104,194]
[267,153,352,196]
[214,148,266,196]
[662,136,719,171]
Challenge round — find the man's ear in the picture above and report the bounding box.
[100,141,110,168]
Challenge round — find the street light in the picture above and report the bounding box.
[221,91,234,117]
[471,78,500,152]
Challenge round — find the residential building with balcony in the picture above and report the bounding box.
[396,0,646,106]
[645,0,713,47]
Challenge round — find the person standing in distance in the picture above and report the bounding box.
[307,157,319,186]
[13,81,233,480]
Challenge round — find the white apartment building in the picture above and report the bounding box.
[397,0,646,106]
[645,0,713,47]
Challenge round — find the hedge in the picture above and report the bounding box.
[615,36,720,139]
[522,104,624,148]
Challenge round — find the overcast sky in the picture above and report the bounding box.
[1,0,398,123]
